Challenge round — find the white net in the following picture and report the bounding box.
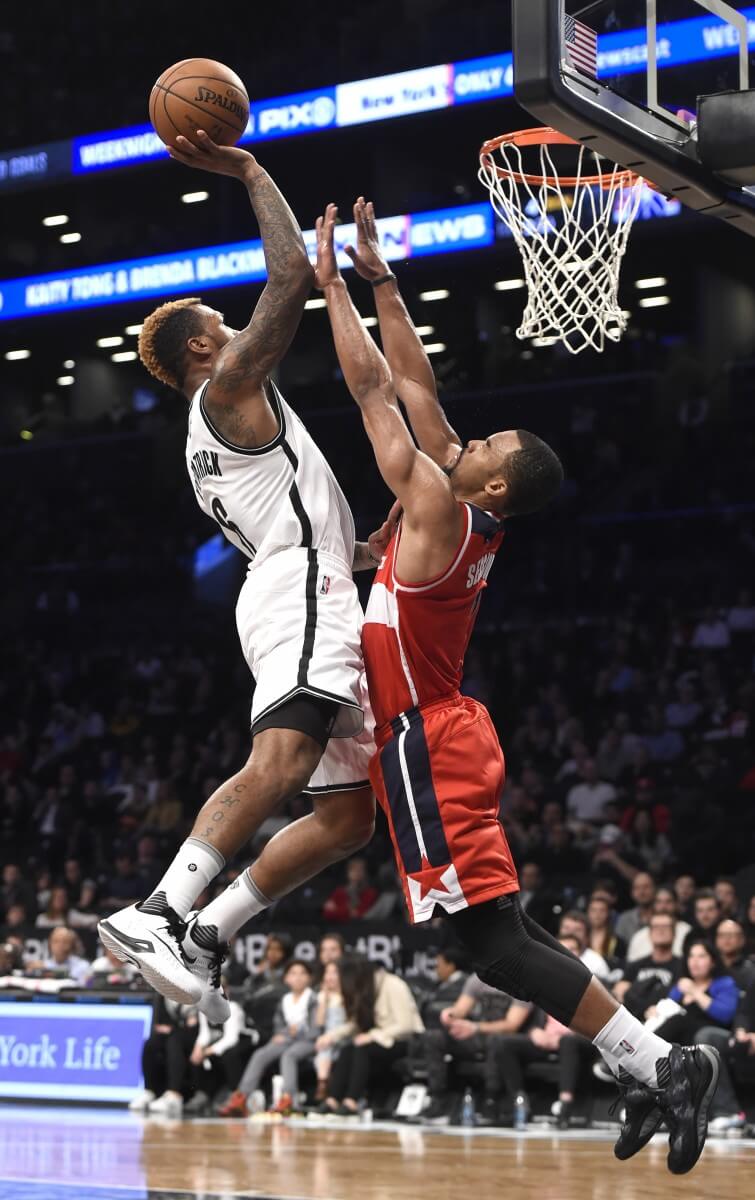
[478,136,645,354]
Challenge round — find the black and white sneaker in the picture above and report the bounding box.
[98,895,202,1005]
[612,1067,665,1160]
[183,912,231,1025]
[657,1043,720,1175]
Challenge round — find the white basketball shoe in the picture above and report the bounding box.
[183,911,231,1025]
[98,894,202,1005]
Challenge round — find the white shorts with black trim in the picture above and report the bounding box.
[236,546,375,795]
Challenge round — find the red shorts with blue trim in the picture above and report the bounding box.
[369,694,519,924]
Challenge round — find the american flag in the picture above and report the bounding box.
[564,13,598,78]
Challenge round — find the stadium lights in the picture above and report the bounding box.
[63,359,75,369]
[4,349,31,360]
[304,298,327,310]
[56,375,75,386]
[494,278,525,291]
[634,276,668,290]
[96,336,124,348]
[181,191,210,204]
[638,295,671,308]
[424,342,447,355]
[60,232,81,244]
[111,350,138,362]
[362,316,378,327]
[414,326,434,337]
[418,289,450,302]
[20,429,34,441]
[42,214,69,227]
[124,324,143,336]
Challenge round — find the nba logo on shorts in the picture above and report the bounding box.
[320,575,331,595]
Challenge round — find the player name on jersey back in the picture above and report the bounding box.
[185,378,356,570]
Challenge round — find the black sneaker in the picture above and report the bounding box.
[421,1097,451,1125]
[556,1099,574,1130]
[477,1096,500,1127]
[612,1068,665,1160]
[657,1043,720,1175]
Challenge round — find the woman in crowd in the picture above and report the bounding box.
[35,885,71,930]
[314,960,346,1100]
[647,939,739,1042]
[586,894,625,964]
[317,954,424,1115]
[219,960,317,1116]
[249,933,292,986]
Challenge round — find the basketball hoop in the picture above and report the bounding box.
[478,127,645,354]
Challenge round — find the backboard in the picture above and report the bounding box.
[512,0,755,234]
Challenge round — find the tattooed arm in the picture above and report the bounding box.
[167,132,314,441]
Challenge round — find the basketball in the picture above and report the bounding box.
[149,58,250,148]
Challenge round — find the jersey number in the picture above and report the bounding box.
[211,498,257,559]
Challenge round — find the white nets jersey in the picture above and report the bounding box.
[185,378,355,568]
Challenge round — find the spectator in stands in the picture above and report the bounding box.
[565,759,616,828]
[714,920,755,989]
[141,779,182,835]
[623,810,674,879]
[620,778,671,836]
[319,955,424,1116]
[586,895,625,964]
[727,588,755,635]
[219,960,317,1116]
[691,607,731,650]
[665,681,702,730]
[419,946,468,1031]
[641,708,684,763]
[684,889,722,951]
[702,976,755,1133]
[88,945,139,988]
[536,822,588,885]
[419,971,531,1124]
[99,853,144,912]
[492,934,596,1129]
[589,824,643,901]
[322,857,378,922]
[674,873,697,920]
[1,864,36,918]
[648,940,739,1043]
[613,913,685,1019]
[713,877,741,920]
[626,887,691,961]
[557,912,608,980]
[1,904,28,932]
[614,872,656,944]
[313,960,346,1101]
[26,926,91,985]
[249,934,292,987]
[185,989,248,1115]
[35,885,71,930]
[516,861,557,929]
[129,997,198,1116]
[316,932,345,974]
[595,728,630,783]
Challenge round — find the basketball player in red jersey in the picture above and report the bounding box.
[314,200,718,1174]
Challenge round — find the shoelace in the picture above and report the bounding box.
[210,942,230,990]
[164,906,189,949]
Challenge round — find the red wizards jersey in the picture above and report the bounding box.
[362,502,504,732]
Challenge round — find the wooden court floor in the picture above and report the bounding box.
[0,1106,753,1200]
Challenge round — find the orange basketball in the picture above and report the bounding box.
[149,58,250,148]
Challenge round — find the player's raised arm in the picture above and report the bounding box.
[344,197,462,470]
[168,131,314,400]
[316,205,461,573]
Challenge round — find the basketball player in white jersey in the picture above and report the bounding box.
[99,131,388,1020]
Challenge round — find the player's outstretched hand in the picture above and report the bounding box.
[344,197,389,281]
[314,203,342,290]
[167,129,258,179]
[367,498,402,564]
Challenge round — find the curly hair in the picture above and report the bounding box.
[137,297,205,391]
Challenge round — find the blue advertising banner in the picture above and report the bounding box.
[0,1001,153,1101]
[23,7,750,188]
[0,203,495,321]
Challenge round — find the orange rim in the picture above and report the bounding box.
[480,126,642,189]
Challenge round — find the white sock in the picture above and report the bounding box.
[190,869,271,943]
[593,1006,672,1089]
[144,838,225,919]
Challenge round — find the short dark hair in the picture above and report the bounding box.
[138,297,205,391]
[500,430,564,516]
[284,958,313,976]
[694,889,720,907]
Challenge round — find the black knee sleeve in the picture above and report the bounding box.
[447,893,592,1027]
